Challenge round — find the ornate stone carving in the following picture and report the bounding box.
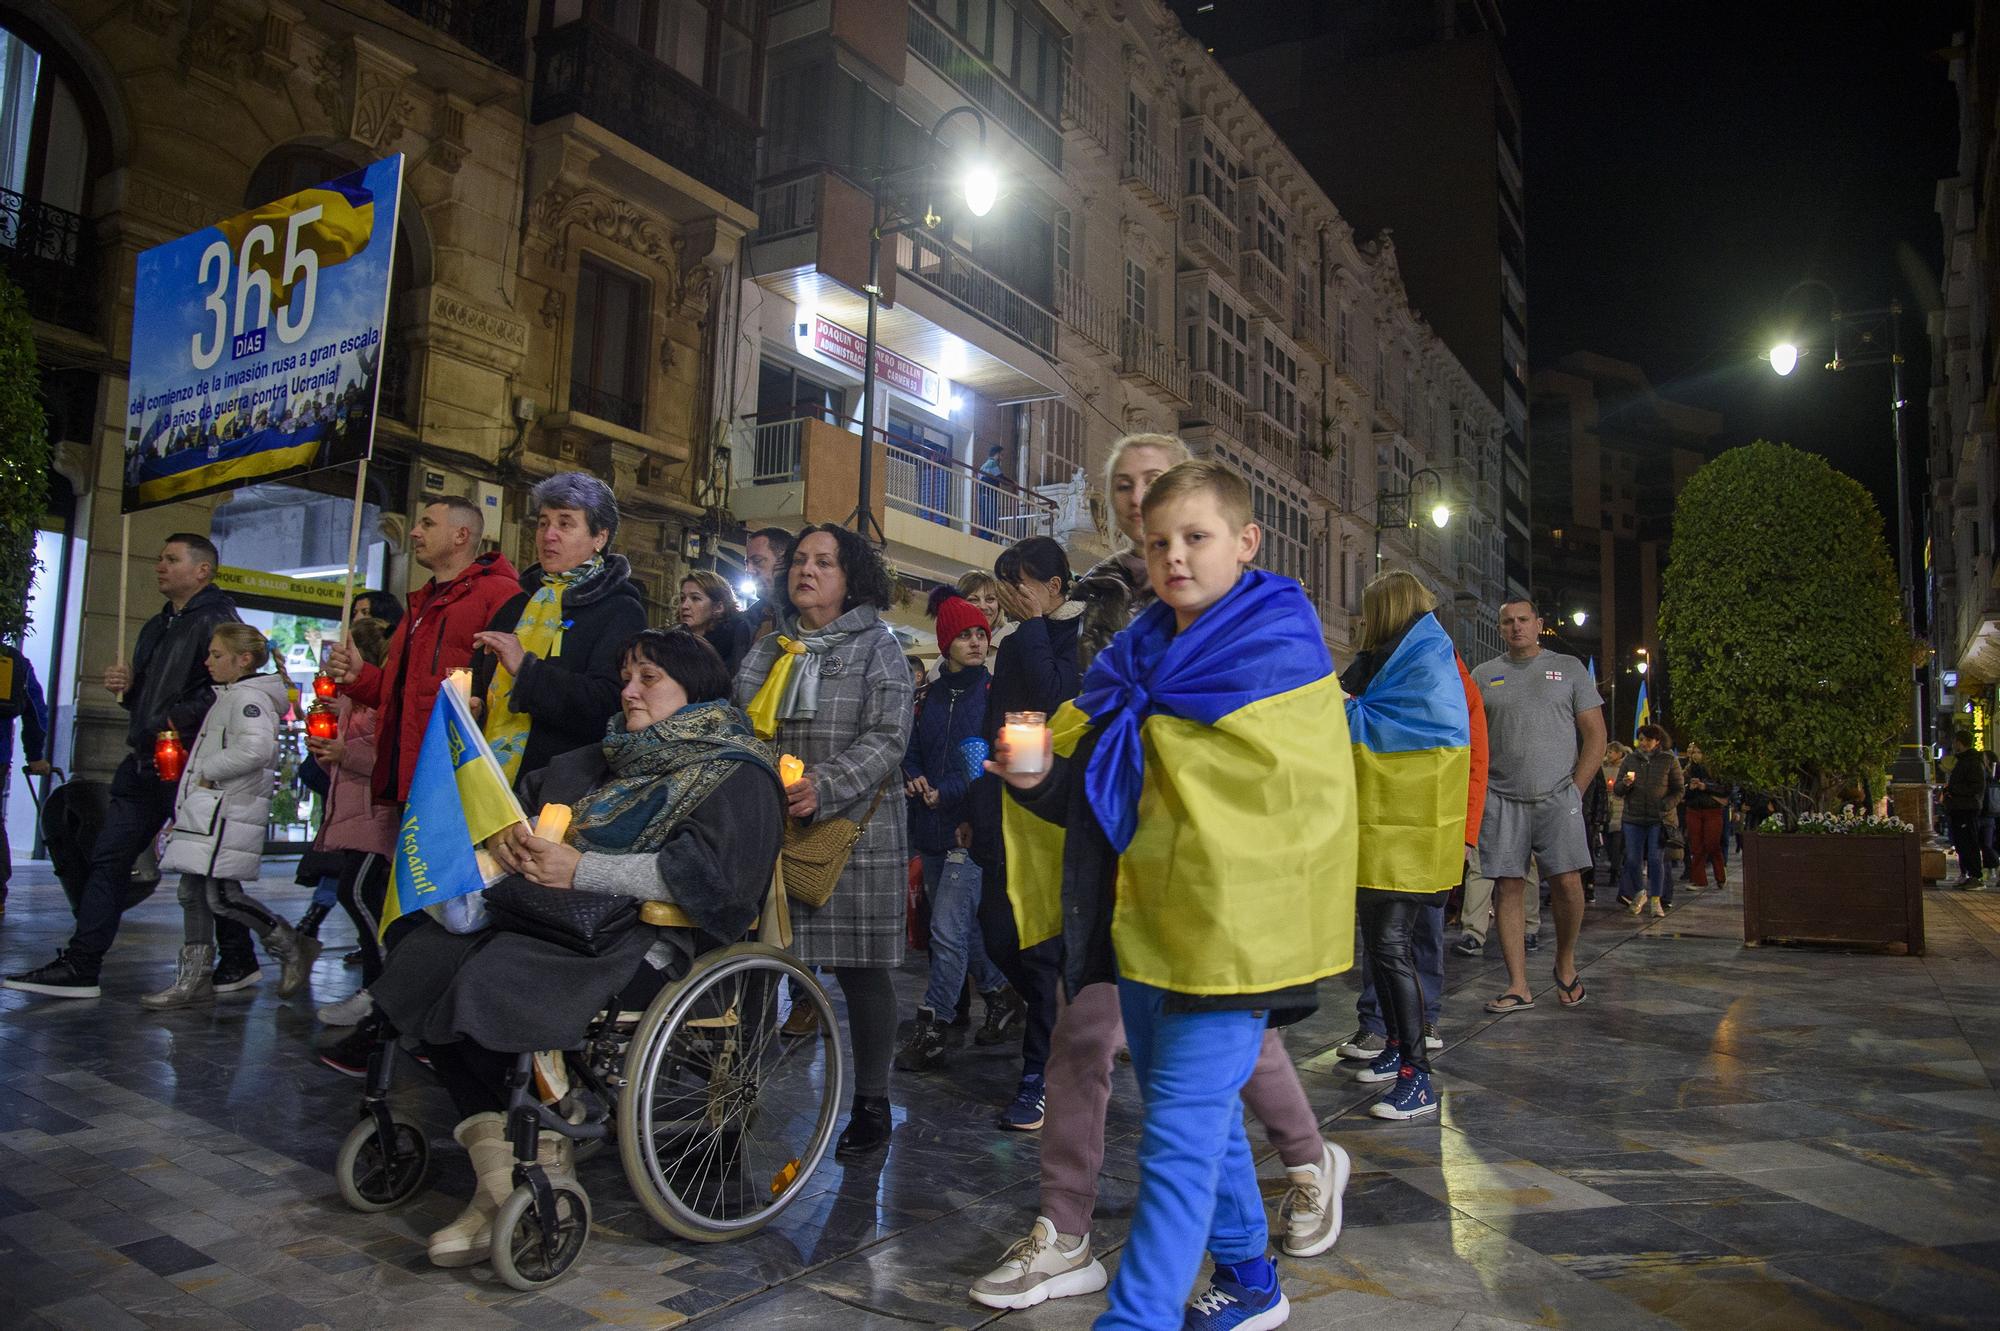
[432,96,472,175]
[180,13,248,89]
[540,288,564,329]
[131,0,180,37]
[252,6,299,90]
[534,184,678,275]
[311,38,419,152]
[125,174,223,234]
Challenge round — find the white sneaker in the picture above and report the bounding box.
[1279,1140,1350,1257]
[968,1216,1109,1310]
[316,989,373,1027]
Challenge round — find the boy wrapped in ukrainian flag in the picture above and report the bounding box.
[991,459,1358,1331]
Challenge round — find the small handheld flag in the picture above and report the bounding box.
[377,679,526,938]
[1633,677,1652,742]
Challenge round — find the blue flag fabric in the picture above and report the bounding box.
[380,683,523,936]
[1344,615,1471,754]
[1077,569,1334,852]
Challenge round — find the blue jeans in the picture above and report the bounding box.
[311,874,341,910]
[1356,898,1443,1034]
[1097,981,1269,1331]
[1620,821,1667,905]
[920,851,1006,1014]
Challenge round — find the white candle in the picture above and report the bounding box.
[535,803,573,843]
[447,667,472,699]
[1003,711,1050,776]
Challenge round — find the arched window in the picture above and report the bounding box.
[245,146,423,423]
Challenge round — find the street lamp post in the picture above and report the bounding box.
[851,105,998,542]
[1767,292,1926,777]
[1373,466,1451,566]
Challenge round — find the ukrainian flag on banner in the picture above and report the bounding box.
[216,174,375,309]
[1633,677,1652,743]
[1344,614,1471,894]
[378,682,526,938]
[1002,571,1359,997]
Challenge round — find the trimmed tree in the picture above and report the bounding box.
[0,271,48,644]
[1660,441,1908,811]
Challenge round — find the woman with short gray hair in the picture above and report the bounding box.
[471,470,647,790]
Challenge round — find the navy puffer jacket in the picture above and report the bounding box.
[902,664,990,855]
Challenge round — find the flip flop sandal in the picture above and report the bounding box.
[1554,968,1588,1008]
[1484,992,1535,1013]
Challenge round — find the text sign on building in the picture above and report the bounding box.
[122,154,405,513]
[811,317,940,404]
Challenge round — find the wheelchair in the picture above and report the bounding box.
[333,888,845,1291]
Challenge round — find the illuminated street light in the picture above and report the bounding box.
[1636,660,1649,675]
[1769,341,1800,376]
[1571,609,1588,627]
[1430,501,1451,529]
[962,161,1000,218]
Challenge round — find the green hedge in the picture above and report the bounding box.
[0,272,48,644]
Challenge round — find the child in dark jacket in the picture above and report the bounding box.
[896,592,1023,1071]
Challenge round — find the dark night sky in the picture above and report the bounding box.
[1504,0,1968,524]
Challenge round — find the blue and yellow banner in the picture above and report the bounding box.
[1003,571,1358,997]
[1634,677,1652,742]
[378,682,526,939]
[123,156,403,513]
[1345,614,1471,893]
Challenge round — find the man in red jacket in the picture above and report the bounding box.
[325,497,519,803]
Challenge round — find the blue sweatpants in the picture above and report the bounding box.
[1096,980,1270,1331]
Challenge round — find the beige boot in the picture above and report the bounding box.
[140,944,216,1010]
[267,922,323,999]
[538,1130,576,1182]
[428,1113,516,1268]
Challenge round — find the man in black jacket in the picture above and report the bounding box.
[7,534,250,997]
[1944,729,1990,890]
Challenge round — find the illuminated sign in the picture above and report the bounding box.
[810,317,940,403]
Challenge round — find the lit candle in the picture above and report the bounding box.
[778,754,806,787]
[1002,711,1049,776]
[447,667,472,699]
[305,705,338,740]
[312,672,338,700]
[154,729,187,782]
[535,803,573,843]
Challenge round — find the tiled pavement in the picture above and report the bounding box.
[3,859,1999,1330]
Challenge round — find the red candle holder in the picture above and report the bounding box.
[306,705,338,741]
[154,729,187,782]
[313,671,337,700]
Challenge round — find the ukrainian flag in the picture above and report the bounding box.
[1003,571,1358,997]
[1344,614,1471,893]
[377,681,526,938]
[1633,678,1652,742]
[217,172,376,310]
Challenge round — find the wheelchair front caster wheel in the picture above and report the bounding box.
[491,1178,592,1290]
[334,1114,431,1212]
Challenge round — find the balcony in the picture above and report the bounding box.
[907,3,1062,170]
[884,440,1058,547]
[1239,248,1290,322]
[1293,305,1330,359]
[387,0,527,71]
[752,171,820,241]
[896,229,1058,358]
[1061,62,1116,158]
[1249,413,1297,469]
[1054,270,1118,356]
[1118,317,1190,405]
[531,21,758,208]
[1182,194,1237,273]
[1183,370,1248,443]
[569,379,644,432]
[0,188,95,332]
[1121,131,1177,217]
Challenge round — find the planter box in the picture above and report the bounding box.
[1741,829,1924,955]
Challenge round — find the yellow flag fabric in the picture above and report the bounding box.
[1352,747,1470,893]
[1003,674,1358,996]
[744,637,805,740]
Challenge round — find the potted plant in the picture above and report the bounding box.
[1660,442,1920,953]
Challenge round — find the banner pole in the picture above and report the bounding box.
[116,510,131,690]
[337,457,369,647]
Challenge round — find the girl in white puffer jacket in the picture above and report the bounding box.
[144,625,319,1009]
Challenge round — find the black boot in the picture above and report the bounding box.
[835,1095,893,1158]
[295,901,332,938]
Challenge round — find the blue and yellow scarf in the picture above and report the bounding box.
[487,557,598,781]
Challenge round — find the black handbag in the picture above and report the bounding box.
[483,880,639,957]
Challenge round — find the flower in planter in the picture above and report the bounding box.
[1760,808,1914,836]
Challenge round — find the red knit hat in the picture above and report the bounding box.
[931,591,990,648]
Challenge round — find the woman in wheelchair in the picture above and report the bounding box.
[368,628,785,1272]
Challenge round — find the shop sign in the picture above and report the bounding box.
[215,565,351,611]
[811,317,939,403]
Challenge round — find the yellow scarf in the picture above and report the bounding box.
[744,636,807,740]
[487,559,595,780]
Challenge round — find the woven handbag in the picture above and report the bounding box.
[782,781,889,908]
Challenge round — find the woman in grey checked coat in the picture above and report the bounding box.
[733,523,913,1158]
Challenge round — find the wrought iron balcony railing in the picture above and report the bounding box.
[0,187,95,332]
[386,0,528,71]
[907,3,1062,169]
[896,229,1058,358]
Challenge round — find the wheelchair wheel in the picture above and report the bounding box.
[490,1177,591,1291]
[618,942,844,1242]
[334,1113,430,1212]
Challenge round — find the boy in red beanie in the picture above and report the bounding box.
[897,590,1026,1070]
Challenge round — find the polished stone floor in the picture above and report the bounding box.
[2,856,1998,1330]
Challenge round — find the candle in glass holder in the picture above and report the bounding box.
[1002,711,1049,776]
[305,705,338,740]
[535,802,573,843]
[778,754,806,787]
[154,729,187,782]
[312,671,338,700]
[446,667,472,699]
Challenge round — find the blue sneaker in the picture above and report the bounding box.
[1352,1040,1401,1084]
[997,1073,1046,1131]
[1184,1261,1289,1330]
[1368,1066,1439,1121]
